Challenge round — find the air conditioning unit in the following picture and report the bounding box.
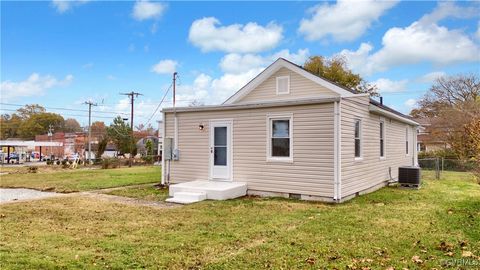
[398,166,421,188]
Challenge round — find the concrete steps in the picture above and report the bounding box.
[167,181,247,204]
[165,191,206,204]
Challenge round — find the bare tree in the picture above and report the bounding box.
[411,73,480,160]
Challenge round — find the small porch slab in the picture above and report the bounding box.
[166,181,247,204]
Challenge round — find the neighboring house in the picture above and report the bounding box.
[414,118,450,153]
[136,136,159,156]
[161,58,419,202]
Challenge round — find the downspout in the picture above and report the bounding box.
[413,126,418,167]
[161,111,166,185]
[333,100,342,201]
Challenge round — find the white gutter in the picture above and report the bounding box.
[163,97,341,113]
[369,105,419,126]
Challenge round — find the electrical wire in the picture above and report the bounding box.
[0,102,129,115]
[143,83,173,126]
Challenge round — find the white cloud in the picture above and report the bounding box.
[338,2,480,76]
[106,75,117,80]
[51,0,89,13]
[132,0,166,21]
[419,2,479,25]
[404,98,417,108]
[418,71,446,83]
[1,73,73,100]
[476,21,480,40]
[271,49,310,66]
[219,54,264,74]
[151,59,178,74]
[219,49,309,74]
[372,78,408,93]
[210,68,263,103]
[189,17,283,53]
[299,0,398,42]
[82,62,94,69]
[113,98,161,125]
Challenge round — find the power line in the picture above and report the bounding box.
[0,108,116,119]
[144,83,172,126]
[0,102,130,115]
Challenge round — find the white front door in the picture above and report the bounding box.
[210,121,232,180]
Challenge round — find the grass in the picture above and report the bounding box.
[0,170,479,269]
[0,166,161,192]
[106,185,170,201]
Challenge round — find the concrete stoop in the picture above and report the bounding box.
[166,180,247,204]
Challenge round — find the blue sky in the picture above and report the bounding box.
[1,0,479,127]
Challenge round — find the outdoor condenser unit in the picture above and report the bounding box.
[398,166,421,187]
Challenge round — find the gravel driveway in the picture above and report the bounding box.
[0,188,60,203]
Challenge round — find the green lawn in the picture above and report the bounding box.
[0,166,161,192]
[106,185,170,201]
[0,170,478,269]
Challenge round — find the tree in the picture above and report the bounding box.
[107,116,135,154]
[16,104,46,119]
[0,114,22,139]
[411,73,480,160]
[91,121,107,139]
[145,139,153,156]
[17,112,64,139]
[303,56,378,96]
[64,118,83,133]
[90,121,108,158]
[412,73,479,118]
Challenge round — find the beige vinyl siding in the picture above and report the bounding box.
[237,67,339,104]
[164,103,335,197]
[340,96,416,198]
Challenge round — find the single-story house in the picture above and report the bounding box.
[161,58,419,203]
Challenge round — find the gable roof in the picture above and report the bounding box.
[223,58,357,104]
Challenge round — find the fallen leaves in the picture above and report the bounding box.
[305,257,315,265]
[462,251,473,258]
[411,255,423,264]
[437,241,454,252]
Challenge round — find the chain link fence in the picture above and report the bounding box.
[419,158,479,179]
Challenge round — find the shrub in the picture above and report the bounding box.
[56,160,61,165]
[101,158,120,169]
[68,160,73,165]
[27,166,38,173]
[142,156,154,165]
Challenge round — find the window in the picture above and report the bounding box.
[276,76,290,95]
[354,119,362,159]
[267,115,293,161]
[405,127,409,155]
[380,120,385,158]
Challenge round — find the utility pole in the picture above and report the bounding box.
[48,124,54,160]
[173,72,177,108]
[84,100,98,165]
[120,91,142,167]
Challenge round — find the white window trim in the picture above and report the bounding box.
[276,75,290,95]
[380,118,386,160]
[354,119,363,161]
[405,126,410,156]
[266,113,293,163]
